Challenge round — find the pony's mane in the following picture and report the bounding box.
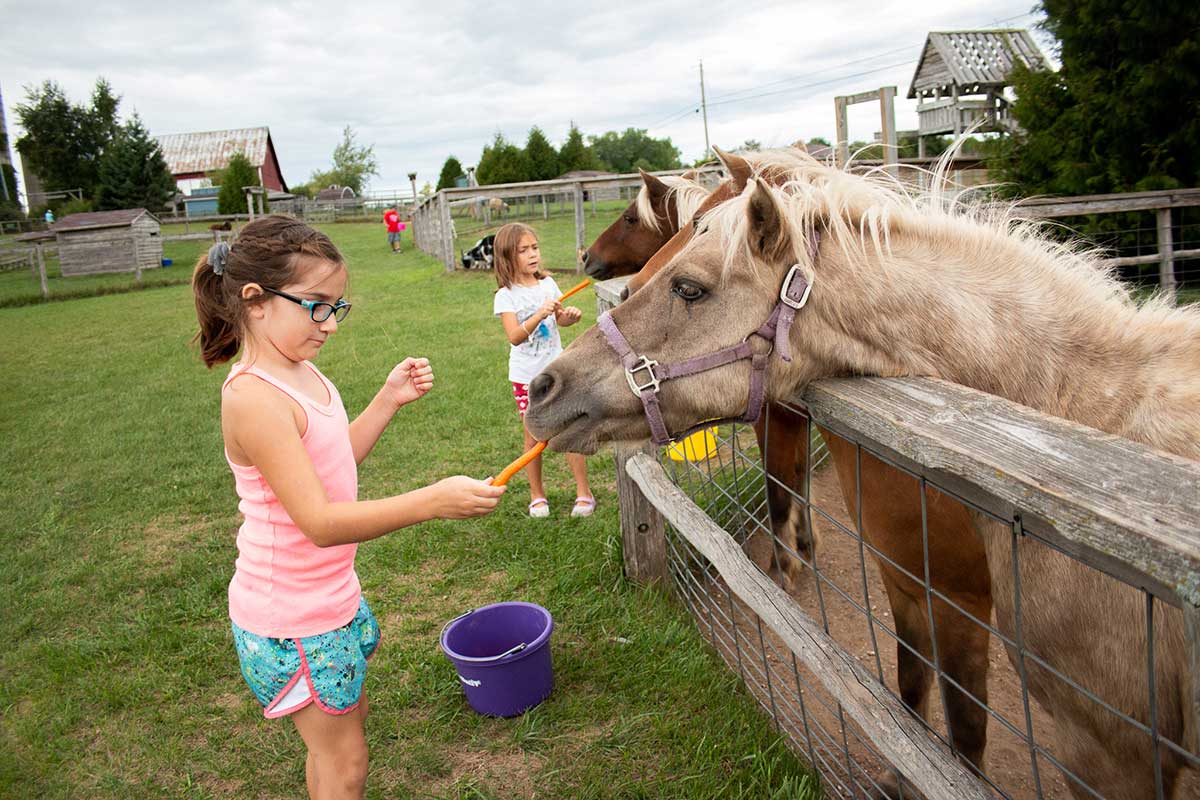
[699,148,1174,317]
[636,175,711,234]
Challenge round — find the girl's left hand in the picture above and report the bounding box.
[558,306,583,326]
[386,357,434,407]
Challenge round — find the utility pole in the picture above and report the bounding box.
[699,60,711,155]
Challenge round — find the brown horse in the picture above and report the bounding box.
[582,170,711,280]
[528,149,1199,798]
[594,152,992,783]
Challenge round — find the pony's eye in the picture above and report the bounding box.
[672,280,706,302]
[623,214,637,225]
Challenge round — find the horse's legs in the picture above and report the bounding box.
[751,404,815,590]
[887,587,935,723]
[931,593,991,772]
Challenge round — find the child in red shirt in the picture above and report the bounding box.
[383,206,404,253]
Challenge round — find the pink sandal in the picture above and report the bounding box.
[528,498,550,519]
[571,497,596,518]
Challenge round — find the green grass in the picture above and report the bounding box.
[0,221,816,799]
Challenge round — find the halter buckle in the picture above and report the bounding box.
[625,355,661,396]
[779,264,812,310]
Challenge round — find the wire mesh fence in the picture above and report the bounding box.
[637,389,1200,799]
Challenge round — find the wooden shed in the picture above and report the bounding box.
[907,29,1047,155]
[52,209,162,277]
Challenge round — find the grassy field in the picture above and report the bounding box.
[0,221,816,799]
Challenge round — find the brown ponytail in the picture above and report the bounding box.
[191,214,344,368]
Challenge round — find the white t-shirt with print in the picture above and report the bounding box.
[494,276,563,384]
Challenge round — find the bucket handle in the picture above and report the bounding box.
[440,608,474,646]
[494,642,527,659]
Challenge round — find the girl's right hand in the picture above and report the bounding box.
[430,476,506,519]
[537,298,562,319]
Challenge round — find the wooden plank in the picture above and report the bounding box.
[801,378,1200,606]
[1186,601,1200,745]
[1105,248,1200,268]
[624,454,992,800]
[36,243,48,299]
[1015,188,1200,218]
[437,166,724,200]
[595,275,631,310]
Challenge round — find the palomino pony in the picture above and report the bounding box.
[527,150,1199,798]
[587,163,822,590]
[591,152,992,780]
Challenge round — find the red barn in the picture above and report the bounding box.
[156,127,288,196]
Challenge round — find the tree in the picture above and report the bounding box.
[15,78,121,200]
[436,155,465,190]
[589,128,681,173]
[524,127,559,181]
[476,133,529,185]
[95,114,175,211]
[216,152,260,215]
[309,126,379,194]
[556,124,601,173]
[994,0,1200,195]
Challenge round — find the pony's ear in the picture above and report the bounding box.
[789,139,809,153]
[746,179,792,265]
[640,169,670,207]
[713,146,753,192]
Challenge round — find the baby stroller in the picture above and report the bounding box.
[461,234,496,270]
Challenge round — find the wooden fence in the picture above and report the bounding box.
[410,168,724,273]
[595,276,1200,799]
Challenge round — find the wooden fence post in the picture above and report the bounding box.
[439,192,455,272]
[36,242,48,299]
[573,182,586,274]
[596,276,668,585]
[1157,207,1176,302]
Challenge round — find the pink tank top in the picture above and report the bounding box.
[222,361,361,638]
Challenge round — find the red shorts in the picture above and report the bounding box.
[512,382,530,418]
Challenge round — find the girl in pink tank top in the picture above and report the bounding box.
[191,216,506,798]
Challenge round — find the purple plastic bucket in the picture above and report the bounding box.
[439,601,554,717]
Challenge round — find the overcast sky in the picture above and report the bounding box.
[0,0,1052,198]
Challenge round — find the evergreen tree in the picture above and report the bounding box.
[589,128,681,173]
[556,124,600,173]
[995,0,1200,194]
[15,78,121,201]
[524,127,559,181]
[476,133,529,185]
[308,126,379,194]
[95,114,175,211]
[436,155,465,190]
[216,153,260,215]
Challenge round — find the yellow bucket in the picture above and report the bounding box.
[668,427,718,462]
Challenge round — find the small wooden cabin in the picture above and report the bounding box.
[52,209,162,276]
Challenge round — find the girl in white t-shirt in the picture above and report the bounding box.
[492,223,594,518]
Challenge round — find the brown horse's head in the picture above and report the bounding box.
[526,168,824,452]
[582,170,709,280]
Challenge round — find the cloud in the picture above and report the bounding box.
[0,0,1047,194]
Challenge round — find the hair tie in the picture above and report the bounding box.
[208,242,230,276]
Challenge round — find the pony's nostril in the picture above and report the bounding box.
[619,286,630,302]
[529,372,556,404]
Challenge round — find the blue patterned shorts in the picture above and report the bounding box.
[231,596,381,718]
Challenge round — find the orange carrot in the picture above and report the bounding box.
[490,441,548,486]
[558,279,590,303]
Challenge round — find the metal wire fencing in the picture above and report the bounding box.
[624,381,1200,799]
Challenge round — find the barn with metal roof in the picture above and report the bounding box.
[156,127,288,195]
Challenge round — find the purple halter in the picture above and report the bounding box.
[598,234,817,446]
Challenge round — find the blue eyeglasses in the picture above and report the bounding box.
[265,287,352,322]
